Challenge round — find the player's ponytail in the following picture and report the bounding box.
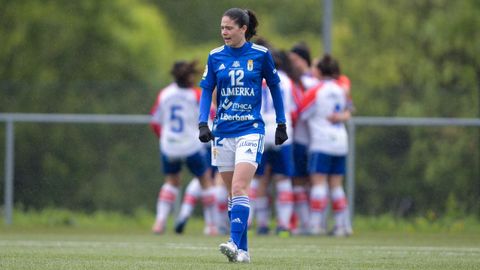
[244,9,258,41]
[223,8,258,41]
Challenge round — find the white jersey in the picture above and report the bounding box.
[299,80,348,155]
[293,74,320,145]
[261,70,294,147]
[150,83,204,157]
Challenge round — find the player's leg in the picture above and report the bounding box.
[199,170,217,236]
[186,149,216,235]
[291,142,311,235]
[248,175,259,227]
[308,152,331,235]
[213,173,229,235]
[272,144,294,235]
[152,155,182,234]
[212,137,238,261]
[174,177,201,234]
[328,155,352,236]
[218,134,263,263]
[253,152,271,234]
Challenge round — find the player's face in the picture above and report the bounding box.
[289,52,306,71]
[221,16,247,48]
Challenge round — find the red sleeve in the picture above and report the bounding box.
[298,83,323,114]
[292,83,323,125]
[150,90,162,138]
[194,87,202,103]
[150,123,161,138]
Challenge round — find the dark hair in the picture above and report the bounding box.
[170,60,199,88]
[252,37,271,49]
[223,8,258,41]
[276,49,302,87]
[290,42,312,66]
[316,54,340,79]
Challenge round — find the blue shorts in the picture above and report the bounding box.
[256,144,293,177]
[161,150,208,177]
[292,143,309,177]
[308,152,346,175]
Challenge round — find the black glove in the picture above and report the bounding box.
[275,123,288,145]
[198,122,214,142]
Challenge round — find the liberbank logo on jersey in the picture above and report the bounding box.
[221,87,255,96]
[220,113,254,121]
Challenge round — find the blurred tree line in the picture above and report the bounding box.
[0,0,478,218]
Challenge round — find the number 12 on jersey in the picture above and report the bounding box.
[229,70,244,86]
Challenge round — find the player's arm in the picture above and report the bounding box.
[268,83,286,124]
[150,93,162,138]
[198,87,213,124]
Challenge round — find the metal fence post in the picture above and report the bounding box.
[346,120,356,223]
[4,120,14,225]
[323,0,333,54]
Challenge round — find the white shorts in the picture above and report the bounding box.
[211,133,265,172]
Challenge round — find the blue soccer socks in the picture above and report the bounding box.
[230,196,250,251]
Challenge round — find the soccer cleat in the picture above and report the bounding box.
[276,226,291,238]
[310,226,327,236]
[236,249,251,263]
[291,226,310,236]
[203,225,219,236]
[174,219,187,234]
[219,240,238,262]
[256,226,270,235]
[328,226,353,237]
[152,220,165,235]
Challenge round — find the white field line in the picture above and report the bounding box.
[0,240,479,256]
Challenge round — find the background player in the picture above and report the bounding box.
[253,48,295,236]
[150,60,214,235]
[297,54,353,236]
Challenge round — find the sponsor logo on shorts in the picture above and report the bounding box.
[239,141,258,148]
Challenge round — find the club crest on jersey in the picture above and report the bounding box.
[232,61,241,68]
[247,60,253,71]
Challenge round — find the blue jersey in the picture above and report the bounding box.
[200,42,281,138]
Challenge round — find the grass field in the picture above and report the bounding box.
[1,225,479,270]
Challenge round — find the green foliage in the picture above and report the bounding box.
[0,0,479,216]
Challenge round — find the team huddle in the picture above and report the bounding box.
[149,8,353,263]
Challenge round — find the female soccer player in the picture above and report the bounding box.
[150,60,214,235]
[253,49,296,236]
[198,8,287,263]
[297,54,353,236]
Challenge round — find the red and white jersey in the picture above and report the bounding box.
[298,79,348,155]
[150,83,204,157]
[293,74,320,145]
[336,75,354,111]
[261,70,295,147]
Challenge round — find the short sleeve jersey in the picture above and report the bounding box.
[200,42,280,138]
[151,83,204,157]
[261,70,294,147]
[299,80,348,155]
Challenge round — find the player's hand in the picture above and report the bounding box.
[275,123,288,145]
[198,122,214,142]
